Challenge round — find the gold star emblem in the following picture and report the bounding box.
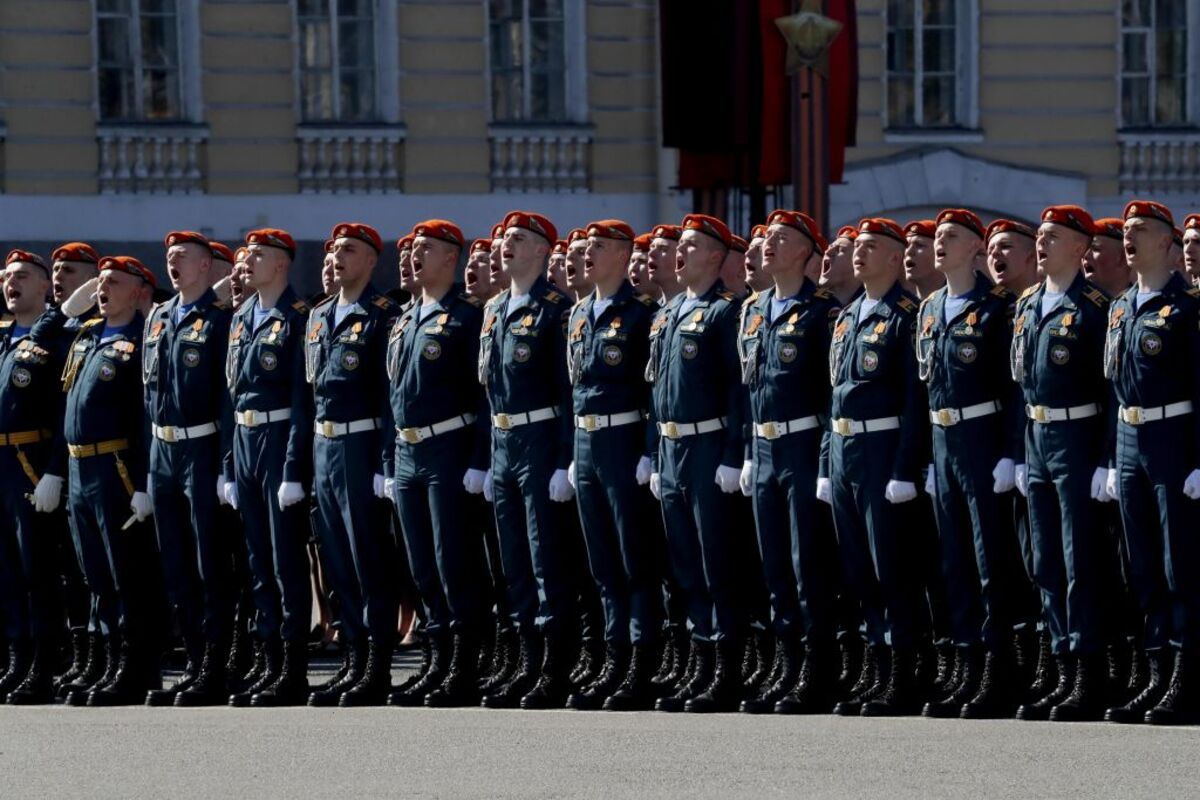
[774,0,844,76]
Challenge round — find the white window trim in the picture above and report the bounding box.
[292,0,399,125]
[1116,0,1200,130]
[485,0,587,125]
[92,0,202,123]
[881,0,979,138]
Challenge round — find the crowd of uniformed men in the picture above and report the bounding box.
[0,198,1198,726]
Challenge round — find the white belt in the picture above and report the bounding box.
[397,413,476,444]
[576,410,643,432]
[830,416,901,437]
[1026,403,1100,424]
[1119,401,1193,426]
[658,417,726,440]
[929,400,1002,427]
[152,422,218,442]
[314,417,381,438]
[491,406,559,431]
[235,408,292,428]
[754,415,823,440]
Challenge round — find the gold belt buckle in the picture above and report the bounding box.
[1030,405,1051,424]
[242,410,257,427]
[581,414,600,432]
[159,425,177,443]
[494,413,513,431]
[1123,406,1144,425]
[661,421,680,440]
[935,408,956,427]
[760,421,780,440]
[399,427,421,444]
[832,418,853,436]
[321,420,337,438]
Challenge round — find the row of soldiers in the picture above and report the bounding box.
[0,199,1196,726]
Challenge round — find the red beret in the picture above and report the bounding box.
[234,247,249,263]
[99,255,157,289]
[935,209,985,239]
[331,222,383,253]
[1184,214,1200,233]
[857,218,906,245]
[729,235,748,254]
[1039,206,1094,238]
[651,224,682,242]
[396,234,415,251]
[164,231,212,252]
[566,228,587,245]
[987,219,1037,242]
[551,240,568,255]
[1173,227,1184,247]
[633,233,653,253]
[681,214,732,248]
[1093,218,1124,241]
[323,239,335,254]
[1124,200,1174,228]
[52,242,100,264]
[209,242,235,264]
[586,219,636,241]
[812,231,828,254]
[835,225,858,241]
[412,219,464,248]
[470,238,491,255]
[491,223,506,240]
[750,224,768,241]
[503,211,557,245]
[246,228,297,259]
[6,249,48,275]
[766,209,823,251]
[903,220,935,239]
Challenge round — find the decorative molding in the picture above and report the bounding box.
[488,125,593,193]
[296,125,406,194]
[97,124,209,194]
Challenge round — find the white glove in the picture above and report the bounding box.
[372,473,386,500]
[548,468,575,502]
[130,491,153,522]
[277,481,305,510]
[650,472,662,500]
[1105,468,1119,502]
[884,480,917,504]
[384,477,396,504]
[992,458,1016,494]
[924,463,935,496]
[463,469,487,495]
[739,460,753,497]
[1015,464,1028,497]
[223,481,238,510]
[1183,469,1200,500]
[217,476,231,507]
[482,469,494,502]
[1089,468,1110,503]
[635,456,653,486]
[62,276,99,318]
[816,477,832,505]
[714,464,741,494]
[32,474,63,513]
[567,461,576,490]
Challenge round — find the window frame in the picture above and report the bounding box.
[293,0,399,125]
[882,0,979,135]
[485,0,587,126]
[1116,0,1200,130]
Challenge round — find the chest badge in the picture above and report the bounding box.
[681,339,699,359]
[349,321,363,342]
[98,362,117,381]
[957,342,978,363]
[603,344,623,365]
[185,318,204,342]
[1141,332,1163,356]
[1050,343,1070,365]
[685,310,704,332]
[513,342,532,362]
[182,348,201,367]
[779,342,798,363]
[964,311,978,337]
[422,341,442,361]
[861,350,879,372]
[341,350,361,370]
[11,366,31,387]
[259,351,278,371]
[267,320,282,344]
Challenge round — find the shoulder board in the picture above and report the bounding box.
[813,287,834,301]
[81,318,104,329]
[372,295,397,311]
[0,319,14,329]
[485,293,503,308]
[895,295,917,313]
[717,289,737,301]
[542,289,566,304]
[1187,287,1200,299]
[459,292,483,308]
[312,294,335,311]
[212,298,231,311]
[1081,286,1107,307]
[747,291,760,303]
[989,284,1013,300]
[635,292,656,307]
[1019,284,1039,301]
[291,299,311,315]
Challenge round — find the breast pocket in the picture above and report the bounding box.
[142,338,161,386]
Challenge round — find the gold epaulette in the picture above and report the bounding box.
[635,292,656,307]
[990,284,1013,299]
[543,289,566,304]
[460,292,483,308]
[1187,287,1200,299]
[1081,286,1107,307]
[747,291,760,303]
[813,287,834,301]
[717,289,737,301]
[291,299,311,315]
[312,294,335,311]
[896,295,917,313]
[1019,284,1039,302]
[81,318,103,329]
[372,295,397,310]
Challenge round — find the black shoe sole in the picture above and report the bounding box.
[174,694,228,707]
[1048,705,1105,722]
[922,702,964,718]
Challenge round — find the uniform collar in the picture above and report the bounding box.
[852,280,905,323]
[247,285,300,322]
[583,280,634,317]
[1123,270,1189,313]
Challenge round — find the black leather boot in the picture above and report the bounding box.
[87,638,161,707]
[685,637,745,713]
[930,642,955,698]
[775,643,838,714]
[1107,640,1130,702]
[174,640,230,707]
[837,637,863,695]
[229,637,282,707]
[862,647,924,717]
[604,641,658,711]
[309,641,367,706]
[389,634,449,706]
[656,640,713,712]
[923,645,982,717]
[1145,650,1199,726]
[226,628,256,694]
[655,626,690,690]
[1123,641,1148,706]
[744,630,776,698]
[395,636,433,696]
[1013,628,1038,688]
[339,638,394,707]
[59,634,107,700]
[0,639,32,700]
[69,635,120,707]
[569,636,604,690]
[54,629,89,691]
[652,626,678,687]
[482,630,542,709]
[961,646,1021,719]
[425,631,483,708]
[834,644,890,716]
[521,632,575,709]
[1106,648,1170,723]
[1050,653,1107,722]
[740,633,800,714]
[482,625,518,693]
[476,622,496,680]
[7,640,56,705]
[567,643,629,710]
[252,640,310,707]
[1017,655,1073,721]
[1022,632,1058,705]
[146,636,202,707]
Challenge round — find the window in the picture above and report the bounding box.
[96,0,185,121]
[297,0,378,122]
[488,0,570,123]
[885,0,976,130]
[1120,0,1189,127]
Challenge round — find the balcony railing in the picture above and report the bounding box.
[97,124,207,194]
[489,125,592,192]
[297,126,405,194]
[1118,130,1200,195]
